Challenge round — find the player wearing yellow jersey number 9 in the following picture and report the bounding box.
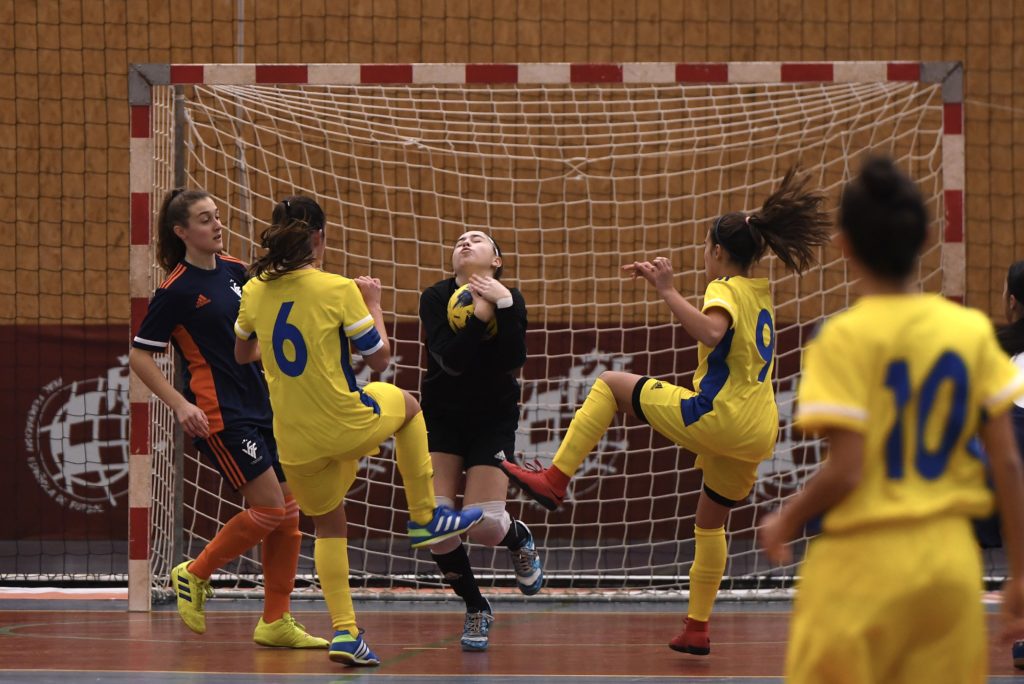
[501,167,832,656]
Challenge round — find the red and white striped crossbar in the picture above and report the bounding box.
[135,61,941,86]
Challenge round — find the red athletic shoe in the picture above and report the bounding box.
[499,461,566,511]
[668,617,710,655]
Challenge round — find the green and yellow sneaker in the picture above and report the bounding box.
[253,613,329,649]
[170,561,213,634]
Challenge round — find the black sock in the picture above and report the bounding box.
[500,518,531,551]
[432,543,489,612]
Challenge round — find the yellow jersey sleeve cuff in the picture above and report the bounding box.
[344,314,374,335]
[984,377,1024,418]
[794,403,869,435]
[702,297,738,324]
[234,321,253,340]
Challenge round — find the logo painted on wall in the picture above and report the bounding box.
[23,356,130,514]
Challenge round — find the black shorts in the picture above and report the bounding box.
[195,425,285,491]
[424,408,519,469]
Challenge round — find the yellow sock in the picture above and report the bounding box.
[394,411,435,525]
[688,525,727,622]
[314,537,357,635]
[552,378,618,478]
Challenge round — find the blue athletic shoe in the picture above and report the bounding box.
[1013,639,1024,670]
[407,504,484,549]
[460,604,494,652]
[329,630,380,666]
[510,524,544,596]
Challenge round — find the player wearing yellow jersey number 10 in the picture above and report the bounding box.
[502,167,832,656]
[759,157,1024,683]
[233,196,483,667]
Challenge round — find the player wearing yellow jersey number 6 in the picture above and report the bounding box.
[233,196,483,667]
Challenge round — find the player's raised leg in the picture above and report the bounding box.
[381,386,485,547]
[500,371,638,510]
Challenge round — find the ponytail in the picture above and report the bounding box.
[156,188,212,273]
[248,195,327,281]
[711,167,831,274]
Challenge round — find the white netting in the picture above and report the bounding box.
[145,76,948,599]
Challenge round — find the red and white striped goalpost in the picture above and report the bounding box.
[128,61,964,611]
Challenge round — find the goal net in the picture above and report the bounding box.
[129,62,962,607]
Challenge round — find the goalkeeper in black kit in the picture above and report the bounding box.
[418,229,543,652]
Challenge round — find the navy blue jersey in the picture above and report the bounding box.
[132,254,272,432]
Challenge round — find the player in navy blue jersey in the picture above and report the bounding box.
[128,188,327,649]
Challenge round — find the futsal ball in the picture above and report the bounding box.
[447,284,497,338]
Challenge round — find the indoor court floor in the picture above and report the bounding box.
[2,595,1024,683]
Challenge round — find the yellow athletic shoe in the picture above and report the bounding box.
[253,613,329,649]
[170,561,213,634]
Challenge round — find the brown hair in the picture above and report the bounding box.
[248,195,327,281]
[711,167,832,274]
[155,188,212,273]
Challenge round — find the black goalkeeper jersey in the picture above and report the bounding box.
[419,277,527,416]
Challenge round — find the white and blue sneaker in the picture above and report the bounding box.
[328,630,380,666]
[408,504,484,549]
[510,524,544,596]
[461,604,494,651]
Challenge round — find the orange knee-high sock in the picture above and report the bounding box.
[261,496,301,622]
[188,506,286,580]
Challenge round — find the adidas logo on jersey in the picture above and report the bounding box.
[195,294,211,308]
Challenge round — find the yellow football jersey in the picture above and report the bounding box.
[234,269,385,464]
[796,293,1024,533]
[688,276,779,461]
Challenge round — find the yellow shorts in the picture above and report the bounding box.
[281,381,407,517]
[635,377,767,502]
[787,516,986,684]
[693,453,759,502]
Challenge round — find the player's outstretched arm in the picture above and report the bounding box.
[759,428,864,565]
[623,257,729,347]
[980,411,1024,639]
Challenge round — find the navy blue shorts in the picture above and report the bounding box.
[195,425,285,491]
[424,408,519,469]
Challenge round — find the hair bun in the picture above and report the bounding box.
[859,156,903,202]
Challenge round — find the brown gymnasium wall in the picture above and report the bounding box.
[1,0,1022,326]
